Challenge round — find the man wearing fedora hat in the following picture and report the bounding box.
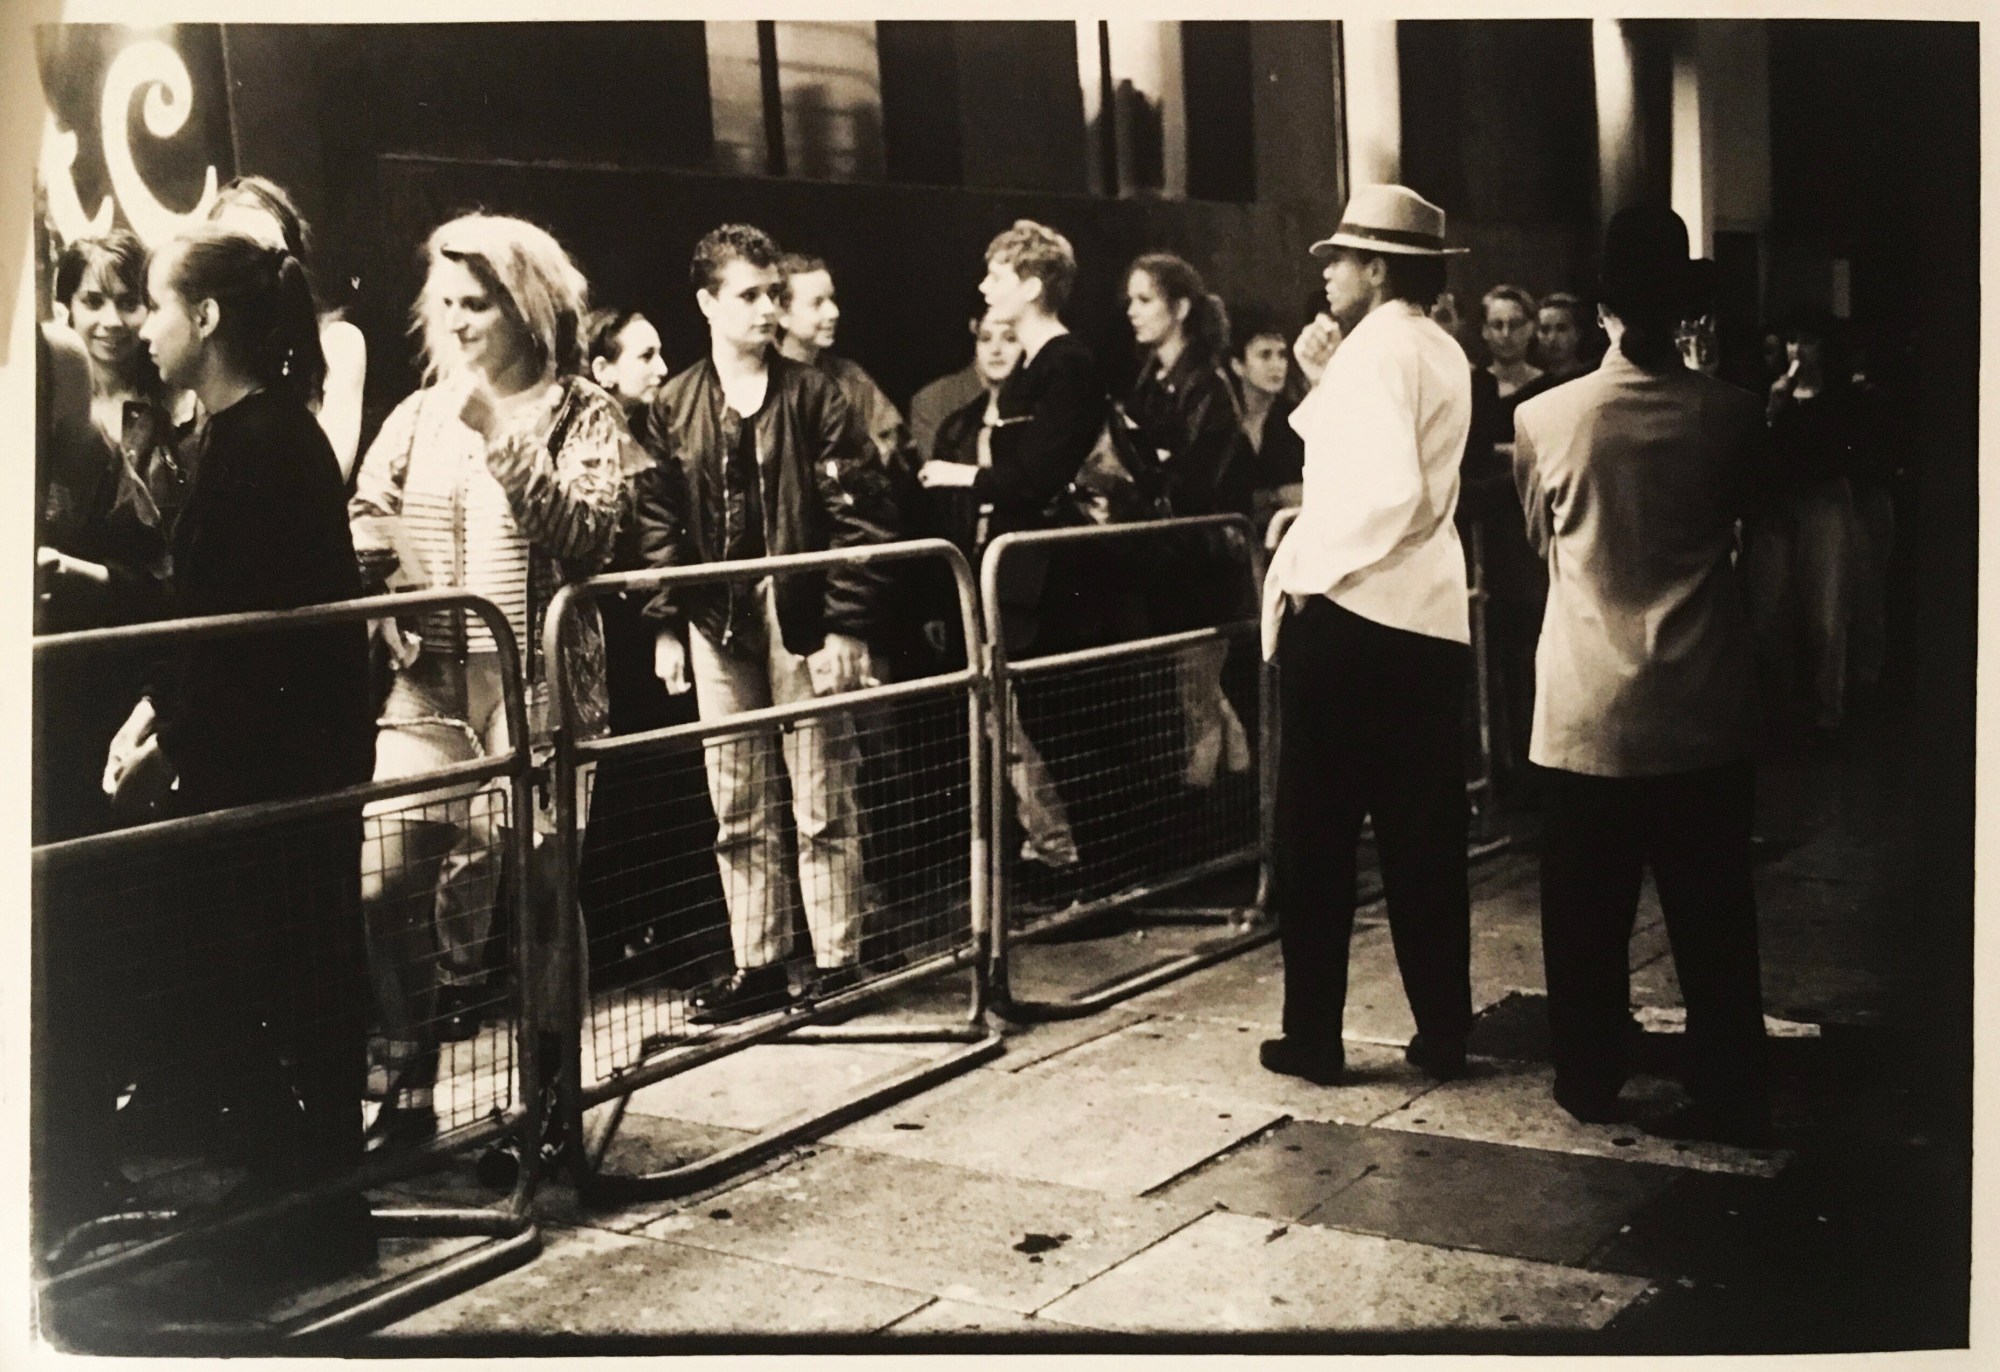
[1259,185,1477,1089]
[1513,206,1771,1144]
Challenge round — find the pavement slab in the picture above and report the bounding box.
[992,1008,1156,1073]
[374,1223,929,1338]
[1019,1016,1427,1126]
[640,1146,1205,1315]
[1039,1210,1651,1333]
[1003,920,1237,1006]
[1293,1125,1682,1266]
[1122,938,1286,1025]
[1370,1061,1791,1179]
[621,1041,953,1132]
[826,1065,1284,1195]
[1583,1168,1779,1281]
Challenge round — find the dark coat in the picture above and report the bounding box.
[636,351,899,656]
[152,388,372,811]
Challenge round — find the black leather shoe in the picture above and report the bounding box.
[1553,1083,1632,1125]
[1639,1100,1775,1148]
[688,966,795,1026]
[435,983,489,1043]
[1405,1033,1468,1081]
[806,965,873,1024]
[1259,1037,1345,1086]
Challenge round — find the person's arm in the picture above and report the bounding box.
[480,382,633,572]
[1512,410,1552,562]
[317,318,368,482]
[348,390,421,589]
[970,348,1104,510]
[810,377,900,653]
[1164,375,1242,513]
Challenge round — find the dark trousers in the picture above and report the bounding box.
[1274,597,1472,1046]
[1540,762,1767,1111]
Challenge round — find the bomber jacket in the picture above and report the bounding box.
[635,350,899,657]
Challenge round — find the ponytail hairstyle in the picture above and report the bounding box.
[1129,252,1230,372]
[207,174,342,316]
[158,225,327,407]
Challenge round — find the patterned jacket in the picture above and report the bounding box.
[351,374,644,742]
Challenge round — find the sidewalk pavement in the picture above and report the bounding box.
[55,702,1967,1353]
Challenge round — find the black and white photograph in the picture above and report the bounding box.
[8,1,1985,1357]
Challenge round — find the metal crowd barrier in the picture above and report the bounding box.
[542,539,1003,1204]
[1265,504,1505,847]
[32,592,546,1348]
[982,514,1275,1021]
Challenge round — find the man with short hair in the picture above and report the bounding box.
[1259,185,1477,1089]
[906,293,992,463]
[637,223,899,1024]
[773,253,907,465]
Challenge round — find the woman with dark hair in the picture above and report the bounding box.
[1514,206,1770,1144]
[1123,251,1252,788]
[90,224,376,1272]
[35,233,190,840]
[1226,303,1307,531]
[1750,307,1871,733]
[348,214,638,1138]
[209,175,369,481]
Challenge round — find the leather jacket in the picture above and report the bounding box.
[636,350,899,656]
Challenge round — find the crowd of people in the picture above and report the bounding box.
[32,168,1902,1280]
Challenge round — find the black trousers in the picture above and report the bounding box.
[1274,597,1472,1047]
[1540,762,1767,1111]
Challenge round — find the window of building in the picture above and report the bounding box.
[704,19,886,181]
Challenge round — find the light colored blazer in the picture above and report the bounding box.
[1512,344,1766,777]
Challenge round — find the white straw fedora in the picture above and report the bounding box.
[1310,184,1469,258]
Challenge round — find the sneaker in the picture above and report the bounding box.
[1404,1033,1469,1082]
[1020,832,1080,869]
[1258,1036,1346,1086]
[687,966,796,1026]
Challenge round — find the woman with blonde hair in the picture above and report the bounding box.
[350,213,642,1143]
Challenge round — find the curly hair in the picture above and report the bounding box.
[985,219,1077,316]
[691,223,781,295]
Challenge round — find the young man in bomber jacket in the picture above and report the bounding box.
[637,223,900,1025]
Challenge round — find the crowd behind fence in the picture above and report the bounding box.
[31,511,1510,1341]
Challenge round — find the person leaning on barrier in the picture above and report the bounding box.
[92,225,376,1277]
[1121,251,1253,790]
[349,214,641,1142]
[1513,207,1772,1145]
[636,223,901,1026]
[1259,184,1477,1090]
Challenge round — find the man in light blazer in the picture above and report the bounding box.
[1513,206,1773,1145]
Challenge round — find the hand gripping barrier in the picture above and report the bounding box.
[982,514,1277,1020]
[31,591,546,1349]
[1265,505,1507,852]
[542,539,1003,1204]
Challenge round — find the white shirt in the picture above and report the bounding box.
[1261,300,1472,658]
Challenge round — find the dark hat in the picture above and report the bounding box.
[1598,206,1694,320]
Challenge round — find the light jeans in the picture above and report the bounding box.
[688,583,863,971]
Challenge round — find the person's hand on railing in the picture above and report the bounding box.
[653,627,691,695]
[807,632,878,696]
[37,546,110,610]
[917,460,977,489]
[108,734,175,820]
